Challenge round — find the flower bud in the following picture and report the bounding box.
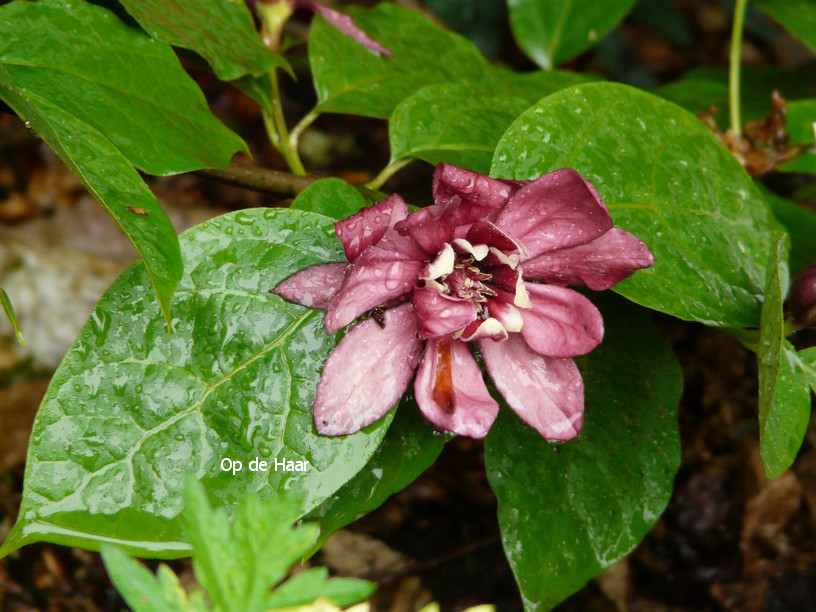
[791,264,816,327]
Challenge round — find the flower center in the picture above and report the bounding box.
[436,254,497,311]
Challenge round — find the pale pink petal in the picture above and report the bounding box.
[272,263,347,310]
[520,283,603,358]
[414,339,499,438]
[522,228,655,290]
[335,194,406,263]
[412,286,478,338]
[394,205,455,255]
[324,259,423,333]
[433,163,517,225]
[458,317,508,342]
[479,335,584,441]
[315,304,422,435]
[295,1,392,56]
[495,168,613,258]
[487,301,523,333]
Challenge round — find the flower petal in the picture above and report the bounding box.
[412,286,478,338]
[414,339,499,438]
[422,243,455,280]
[522,228,655,290]
[394,205,455,255]
[457,317,508,342]
[479,334,583,441]
[433,163,517,224]
[520,283,603,358]
[487,301,523,333]
[272,263,347,310]
[335,194,407,263]
[324,258,423,333]
[465,220,520,254]
[314,304,422,435]
[495,168,613,258]
[295,1,392,56]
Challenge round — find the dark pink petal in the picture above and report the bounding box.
[458,318,508,342]
[335,194,407,263]
[394,205,455,255]
[487,301,523,333]
[479,334,584,441]
[495,168,613,258]
[433,163,517,225]
[294,1,392,56]
[520,283,603,358]
[465,220,520,254]
[414,339,499,438]
[324,259,423,333]
[314,304,422,435]
[522,228,655,290]
[412,286,478,338]
[272,263,347,309]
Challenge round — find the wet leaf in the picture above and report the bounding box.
[761,187,816,275]
[291,178,372,219]
[117,0,289,81]
[757,234,811,479]
[508,0,637,69]
[1,287,25,346]
[308,3,491,119]
[485,296,682,610]
[755,0,816,54]
[0,209,392,559]
[492,82,781,327]
[306,399,447,547]
[0,0,249,322]
[388,71,597,173]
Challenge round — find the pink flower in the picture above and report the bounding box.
[274,164,654,440]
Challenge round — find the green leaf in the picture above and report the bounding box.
[306,398,447,547]
[266,567,375,609]
[491,82,781,327]
[508,0,637,69]
[0,209,392,559]
[291,178,372,219]
[800,347,816,392]
[485,296,682,610]
[388,71,598,173]
[309,3,491,119]
[117,0,288,81]
[779,99,816,174]
[761,187,816,275]
[757,234,811,478]
[1,287,25,346]
[183,480,318,611]
[101,545,198,612]
[0,0,247,176]
[755,0,816,54]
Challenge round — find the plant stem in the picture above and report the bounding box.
[289,106,320,152]
[197,161,317,197]
[365,158,412,191]
[262,74,307,176]
[729,0,748,135]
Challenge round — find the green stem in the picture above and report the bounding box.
[729,0,748,135]
[365,158,412,191]
[289,107,320,152]
[263,74,306,176]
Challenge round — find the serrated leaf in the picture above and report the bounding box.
[755,0,816,54]
[0,209,392,559]
[306,398,447,547]
[309,3,491,119]
[117,0,288,81]
[492,82,781,327]
[508,0,637,69]
[757,234,811,478]
[485,296,682,610]
[266,567,375,609]
[388,71,597,173]
[1,287,25,346]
